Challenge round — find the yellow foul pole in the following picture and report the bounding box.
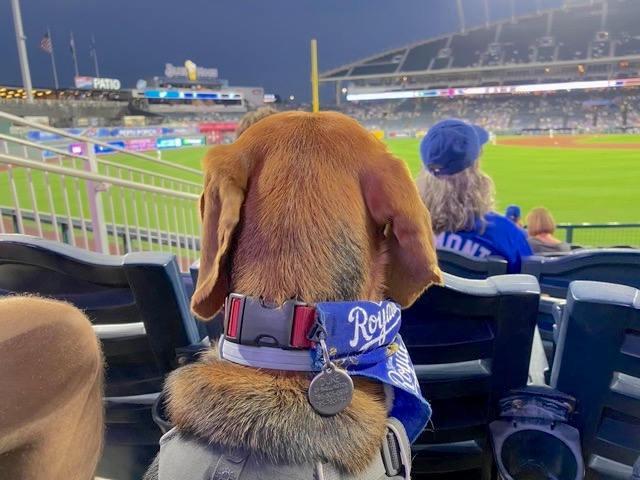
[311,39,320,113]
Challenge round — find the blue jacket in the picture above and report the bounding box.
[435,212,533,273]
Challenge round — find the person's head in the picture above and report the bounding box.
[505,205,523,227]
[416,118,494,234]
[235,107,279,138]
[526,207,557,236]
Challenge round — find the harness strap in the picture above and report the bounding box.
[158,418,411,480]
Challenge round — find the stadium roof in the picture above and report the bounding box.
[319,0,639,84]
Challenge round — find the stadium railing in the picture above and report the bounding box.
[556,223,640,248]
[0,110,202,272]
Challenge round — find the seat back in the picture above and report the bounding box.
[523,249,640,363]
[521,248,640,298]
[0,234,202,397]
[436,247,508,279]
[0,234,204,479]
[551,281,640,478]
[401,273,540,447]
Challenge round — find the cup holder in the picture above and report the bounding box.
[500,429,578,480]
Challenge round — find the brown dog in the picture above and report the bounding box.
[147,111,442,478]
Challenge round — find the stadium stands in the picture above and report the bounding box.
[522,248,640,299]
[551,281,640,479]
[326,1,640,76]
[0,234,207,479]
[318,0,640,135]
[522,248,640,357]
[436,247,508,280]
[401,273,540,478]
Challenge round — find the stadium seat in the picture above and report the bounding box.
[400,273,540,479]
[436,247,508,280]
[522,248,640,359]
[189,258,223,341]
[0,234,207,480]
[521,248,640,298]
[550,281,640,480]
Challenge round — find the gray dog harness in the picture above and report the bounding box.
[157,418,412,480]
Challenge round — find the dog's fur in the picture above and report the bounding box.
[153,111,442,476]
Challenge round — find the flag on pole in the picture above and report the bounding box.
[40,32,52,53]
[70,31,79,78]
[89,34,96,58]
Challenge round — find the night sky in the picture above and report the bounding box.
[1,0,563,102]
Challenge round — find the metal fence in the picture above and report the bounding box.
[557,223,640,248]
[0,110,202,272]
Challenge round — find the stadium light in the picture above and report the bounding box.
[10,0,34,103]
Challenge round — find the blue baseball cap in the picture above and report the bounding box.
[473,125,489,145]
[420,118,481,176]
[505,205,521,220]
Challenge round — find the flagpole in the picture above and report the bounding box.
[48,27,59,90]
[70,31,79,78]
[10,0,34,103]
[91,34,100,77]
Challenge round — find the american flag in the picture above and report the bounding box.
[40,32,52,54]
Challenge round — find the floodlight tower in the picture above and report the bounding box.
[484,0,490,28]
[10,0,34,103]
[456,0,466,33]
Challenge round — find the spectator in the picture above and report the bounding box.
[526,207,572,254]
[235,106,279,138]
[506,205,525,228]
[416,118,533,272]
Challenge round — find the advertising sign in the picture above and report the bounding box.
[111,127,160,138]
[157,137,183,149]
[68,144,84,155]
[124,138,157,152]
[182,136,206,146]
[164,62,218,79]
[94,141,125,155]
[74,76,94,89]
[74,76,121,90]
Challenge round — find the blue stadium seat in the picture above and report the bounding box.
[400,273,540,479]
[551,281,640,480]
[436,247,508,280]
[189,258,223,340]
[522,248,640,359]
[0,234,207,480]
[522,248,640,298]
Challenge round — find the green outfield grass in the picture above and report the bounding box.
[577,134,640,144]
[1,139,639,247]
[384,138,640,225]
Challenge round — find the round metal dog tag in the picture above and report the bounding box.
[308,363,354,416]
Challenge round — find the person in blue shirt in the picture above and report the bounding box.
[416,118,533,273]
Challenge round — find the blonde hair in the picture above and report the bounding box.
[235,107,279,138]
[416,162,495,235]
[526,207,556,236]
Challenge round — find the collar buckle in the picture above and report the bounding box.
[223,294,316,350]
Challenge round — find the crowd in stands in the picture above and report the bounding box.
[333,88,640,134]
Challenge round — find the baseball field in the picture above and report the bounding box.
[1,134,639,247]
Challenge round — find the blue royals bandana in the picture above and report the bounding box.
[311,300,430,443]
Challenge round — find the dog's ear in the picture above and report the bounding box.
[361,152,443,307]
[191,145,248,320]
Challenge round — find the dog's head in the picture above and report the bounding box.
[191,111,442,320]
